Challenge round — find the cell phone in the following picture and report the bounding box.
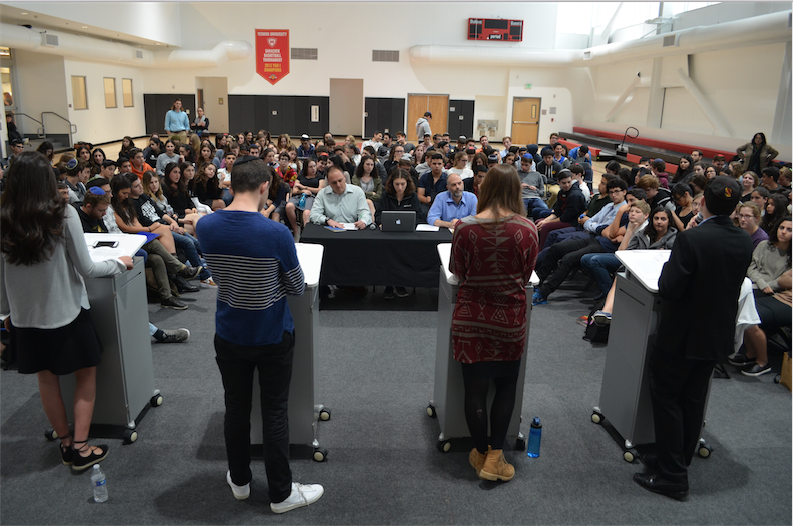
[93,240,119,249]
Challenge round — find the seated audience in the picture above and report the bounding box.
[129,148,155,180]
[518,154,548,218]
[448,151,474,180]
[156,140,182,176]
[670,183,697,230]
[534,169,587,247]
[64,159,90,205]
[760,194,789,235]
[740,171,760,202]
[193,163,225,211]
[285,159,326,240]
[417,153,448,209]
[736,202,769,248]
[263,165,289,223]
[352,155,383,220]
[463,165,487,196]
[161,162,203,235]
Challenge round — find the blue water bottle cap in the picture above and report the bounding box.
[531,416,541,428]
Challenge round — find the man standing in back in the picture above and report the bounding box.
[416,112,432,142]
[196,156,324,514]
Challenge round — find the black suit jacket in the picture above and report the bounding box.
[655,215,753,361]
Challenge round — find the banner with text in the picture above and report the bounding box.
[255,29,289,85]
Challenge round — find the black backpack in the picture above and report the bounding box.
[583,306,610,344]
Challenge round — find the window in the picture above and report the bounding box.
[104,77,116,108]
[71,76,87,110]
[122,78,134,107]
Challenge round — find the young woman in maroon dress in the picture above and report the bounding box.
[450,163,539,482]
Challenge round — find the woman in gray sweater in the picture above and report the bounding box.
[0,152,133,471]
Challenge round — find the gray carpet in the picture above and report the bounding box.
[1,279,790,525]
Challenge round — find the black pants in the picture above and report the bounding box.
[214,332,294,503]
[648,345,715,485]
[536,236,604,298]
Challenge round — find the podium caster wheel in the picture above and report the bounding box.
[319,408,331,421]
[426,405,436,418]
[698,445,712,458]
[45,428,58,440]
[515,437,526,451]
[623,451,636,463]
[150,394,163,407]
[437,440,451,453]
[123,430,138,444]
[591,412,603,425]
[313,448,328,462]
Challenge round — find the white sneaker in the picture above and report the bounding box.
[270,482,324,514]
[226,471,250,500]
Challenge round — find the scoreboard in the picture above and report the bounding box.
[468,18,523,42]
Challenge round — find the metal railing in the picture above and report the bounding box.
[10,112,45,138]
[41,111,77,149]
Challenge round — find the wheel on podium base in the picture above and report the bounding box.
[313,447,328,462]
[123,429,138,444]
[698,444,712,458]
[515,437,527,451]
[45,428,58,440]
[319,408,331,421]
[591,411,603,425]
[623,450,636,463]
[426,404,436,418]
[437,440,451,453]
[150,394,163,407]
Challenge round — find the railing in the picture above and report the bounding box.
[11,112,45,138]
[41,111,77,149]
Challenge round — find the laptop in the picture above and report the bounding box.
[381,211,417,232]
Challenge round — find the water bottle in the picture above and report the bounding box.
[298,194,307,208]
[527,416,542,458]
[91,464,108,503]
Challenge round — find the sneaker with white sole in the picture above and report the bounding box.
[270,482,324,514]
[741,362,771,377]
[226,471,250,500]
[159,328,190,343]
[201,277,217,287]
[593,310,612,326]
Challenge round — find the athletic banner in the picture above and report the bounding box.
[255,29,289,85]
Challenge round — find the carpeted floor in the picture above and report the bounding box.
[1,274,790,525]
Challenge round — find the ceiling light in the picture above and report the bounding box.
[20,12,28,15]
[81,25,88,29]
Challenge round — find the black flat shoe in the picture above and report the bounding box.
[72,440,109,471]
[633,472,688,501]
[59,431,73,466]
[174,275,199,293]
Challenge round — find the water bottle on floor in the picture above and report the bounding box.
[527,417,542,458]
[91,465,108,503]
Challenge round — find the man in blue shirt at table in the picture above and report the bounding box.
[427,173,477,230]
[195,156,324,513]
[164,99,191,145]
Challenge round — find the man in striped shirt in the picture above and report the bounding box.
[196,156,324,514]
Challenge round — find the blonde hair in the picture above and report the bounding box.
[142,170,163,200]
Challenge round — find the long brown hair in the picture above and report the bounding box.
[476,164,525,217]
[0,152,67,265]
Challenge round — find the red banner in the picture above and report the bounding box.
[255,29,289,85]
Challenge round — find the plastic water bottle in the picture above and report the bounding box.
[527,417,542,458]
[298,194,307,208]
[91,465,108,503]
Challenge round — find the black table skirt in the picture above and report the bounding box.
[300,223,453,288]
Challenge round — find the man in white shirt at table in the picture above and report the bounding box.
[309,165,371,229]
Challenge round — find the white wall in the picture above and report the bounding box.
[63,59,146,145]
[195,76,228,134]
[14,50,69,137]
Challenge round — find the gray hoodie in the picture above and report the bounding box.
[415,117,431,141]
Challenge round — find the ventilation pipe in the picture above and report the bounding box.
[410,10,790,68]
[0,23,252,68]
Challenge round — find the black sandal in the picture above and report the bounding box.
[59,431,73,466]
[71,440,109,471]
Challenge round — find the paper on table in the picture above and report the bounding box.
[416,224,440,232]
[340,223,357,230]
[89,247,125,262]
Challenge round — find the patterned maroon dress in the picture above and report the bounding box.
[451,215,539,364]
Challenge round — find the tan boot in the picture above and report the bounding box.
[480,448,515,482]
[469,447,487,477]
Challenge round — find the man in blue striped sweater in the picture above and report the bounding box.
[196,156,324,514]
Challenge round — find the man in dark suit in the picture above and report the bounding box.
[634,176,753,501]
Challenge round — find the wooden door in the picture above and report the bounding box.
[511,97,541,146]
[408,94,449,142]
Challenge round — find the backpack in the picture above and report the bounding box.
[583,306,610,344]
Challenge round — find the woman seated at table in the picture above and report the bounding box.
[161,162,203,236]
[352,155,383,220]
[730,217,792,376]
[285,159,326,240]
[375,169,425,300]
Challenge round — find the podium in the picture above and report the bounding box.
[592,250,714,462]
[250,244,330,462]
[59,233,159,444]
[428,243,539,452]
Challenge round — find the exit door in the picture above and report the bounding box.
[407,94,448,142]
[511,97,541,146]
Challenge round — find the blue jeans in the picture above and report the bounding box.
[172,232,210,280]
[523,198,548,218]
[222,188,234,206]
[214,332,294,503]
[580,253,621,295]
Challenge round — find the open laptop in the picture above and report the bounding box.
[381,211,417,232]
